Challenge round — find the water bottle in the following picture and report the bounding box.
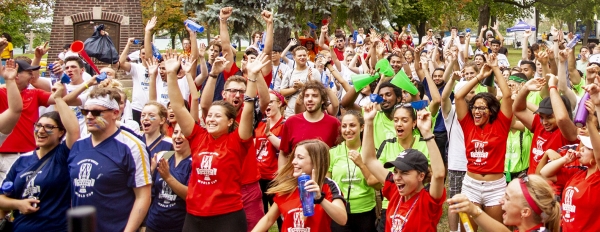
[2,181,13,195]
[321,74,329,87]
[566,34,581,49]
[96,72,108,83]
[60,73,71,84]
[133,39,140,45]
[353,30,358,42]
[184,19,204,33]
[307,22,317,30]
[298,173,314,216]
[269,82,274,90]
[48,64,58,85]
[407,24,411,32]
[574,93,590,127]
[151,44,163,60]
[466,28,471,33]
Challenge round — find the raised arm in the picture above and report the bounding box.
[52,83,80,148]
[194,43,209,87]
[567,48,583,85]
[63,76,98,106]
[488,53,512,117]
[164,50,195,137]
[441,71,460,118]
[280,39,297,64]
[522,29,532,61]
[219,7,235,72]
[361,103,390,184]
[240,53,270,140]
[0,60,22,135]
[146,58,159,102]
[491,22,504,45]
[318,25,329,50]
[547,75,578,142]
[31,43,52,91]
[256,10,274,113]
[143,17,157,64]
[416,110,445,199]
[200,55,229,118]
[455,64,492,121]
[536,49,551,99]
[513,78,545,130]
[181,57,200,123]
[556,50,577,108]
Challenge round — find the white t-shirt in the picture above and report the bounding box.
[155,77,190,107]
[39,82,90,137]
[128,63,150,111]
[443,105,467,171]
[279,67,320,118]
[497,54,510,68]
[272,63,290,91]
[0,132,8,147]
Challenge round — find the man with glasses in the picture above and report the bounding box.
[422,28,436,51]
[69,87,151,232]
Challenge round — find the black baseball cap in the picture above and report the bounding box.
[15,60,41,73]
[383,149,429,173]
[458,32,465,37]
[535,96,572,120]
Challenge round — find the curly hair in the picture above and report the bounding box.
[468,92,501,124]
[298,80,329,111]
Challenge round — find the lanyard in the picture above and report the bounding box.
[392,193,420,232]
[273,64,281,80]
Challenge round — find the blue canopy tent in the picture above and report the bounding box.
[507,20,536,32]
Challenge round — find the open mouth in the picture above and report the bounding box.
[474,115,482,124]
[397,184,405,191]
[396,128,405,137]
[168,113,175,120]
[142,122,151,129]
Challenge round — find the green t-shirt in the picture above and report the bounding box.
[375,135,430,209]
[370,107,438,149]
[527,91,543,105]
[504,130,531,176]
[328,142,376,213]
[572,79,585,97]
[474,84,489,94]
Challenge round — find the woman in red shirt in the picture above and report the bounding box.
[455,54,513,230]
[540,99,600,232]
[165,51,270,231]
[362,103,446,232]
[448,174,561,232]
[251,140,348,232]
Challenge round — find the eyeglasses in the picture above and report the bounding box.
[471,106,488,112]
[34,123,60,131]
[81,109,113,117]
[224,89,245,95]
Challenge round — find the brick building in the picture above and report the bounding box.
[49,0,144,73]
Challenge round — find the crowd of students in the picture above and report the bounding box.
[1,7,600,232]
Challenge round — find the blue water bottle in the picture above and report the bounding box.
[466,28,471,33]
[2,181,13,196]
[151,44,163,60]
[48,64,58,85]
[184,19,204,33]
[566,34,581,49]
[407,24,411,32]
[307,22,317,30]
[298,173,314,216]
[96,72,108,83]
[353,30,358,42]
[60,73,71,84]
[133,39,140,45]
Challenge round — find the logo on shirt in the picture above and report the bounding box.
[470,140,489,165]
[73,159,98,198]
[289,208,309,232]
[256,139,269,162]
[21,171,41,198]
[196,152,218,185]
[532,137,547,162]
[389,213,407,232]
[562,186,578,222]
[158,178,177,208]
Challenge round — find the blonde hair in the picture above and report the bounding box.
[266,140,330,196]
[143,101,168,135]
[519,175,560,232]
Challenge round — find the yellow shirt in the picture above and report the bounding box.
[1,42,13,59]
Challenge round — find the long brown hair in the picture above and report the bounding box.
[267,140,330,196]
[211,100,238,133]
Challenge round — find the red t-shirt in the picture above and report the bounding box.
[186,124,253,216]
[223,62,240,81]
[333,48,344,61]
[382,173,446,232]
[459,111,512,174]
[254,117,285,180]
[279,113,340,154]
[232,107,261,185]
[0,88,50,152]
[528,114,578,175]
[274,178,345,232]
[557,167,600,231]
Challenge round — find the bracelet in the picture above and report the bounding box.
[470,207,483,219]
[84,84,89,89]
[209,73,218,78]
[247,78,257,82]
[549,86,558,91]
[244,96,257,102]
[219,17,227,22]
[314,192,326,204]
[422,135,435,141]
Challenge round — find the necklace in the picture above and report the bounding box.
[391,191,420,232]
[343,143,359,188]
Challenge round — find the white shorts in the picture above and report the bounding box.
[461,174,506,207]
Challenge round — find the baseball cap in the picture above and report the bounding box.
[15,60,41,73]
[589,54,600,66]
[486,31,494,37]
[383,149,429,173]
[578,135,593,150]
[458,32,465,37]
[534,96,572,120]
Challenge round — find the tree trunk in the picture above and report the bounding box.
[273,0,295,49]
[583,19,592,46]
[206,26,211,45]
[478,3,490,36]
[567,21,575,33]
[417,21,426,44]
[491,15,497,28]
[171,34,176,49]
[535,9,540,40]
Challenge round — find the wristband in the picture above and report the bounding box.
[314,192,326,204]
[209,73,218,78]
[247,78,257,82]
[244,96,257,102]
[422,135,435,141]
[84,84,89,89]
[470,207,483,219]
[549,86,558,91]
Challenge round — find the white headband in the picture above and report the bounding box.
[85,95,119,110]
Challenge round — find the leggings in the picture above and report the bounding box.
[182,210,247,232]
[331,207,377,232]
[376,208,387,232]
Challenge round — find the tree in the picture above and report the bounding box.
[537,0,598,45]
[141,0,194,48]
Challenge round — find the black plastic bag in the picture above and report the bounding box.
[84,24,119,64]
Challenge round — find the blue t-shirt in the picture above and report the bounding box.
[197,62,225,101]
[142,135,173,158]
[68,129,151,232]
[4,143,71,232]
[146,155,192,232]
[423,78,452,133]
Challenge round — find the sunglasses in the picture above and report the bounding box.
[81,109,113,117]
[394,100,428,111]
